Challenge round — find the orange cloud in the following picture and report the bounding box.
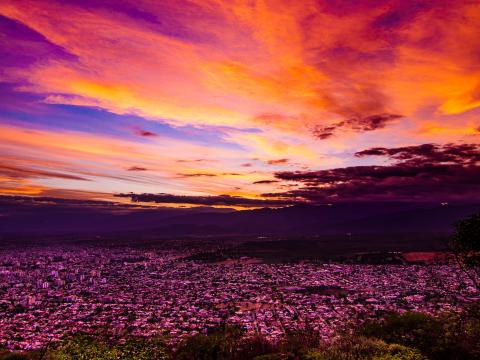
[1,0,480,202]
[3,0,480,136]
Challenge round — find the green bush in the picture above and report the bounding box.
[303,337,425,360]
[175,333,231,360]
[359,311,480,359]
[116,337,171,360]
[175,326,278,360]
[49,334,116,360]
[49,334,170,360]
[360,313,444,351]
[237,335,278,359]
[252,354,282,360]
[175,326,244,360]
[277,326,322,358]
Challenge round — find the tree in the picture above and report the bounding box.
[450,213,480,290]
[358,311,480,360]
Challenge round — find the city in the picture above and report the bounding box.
[1,245,477,351]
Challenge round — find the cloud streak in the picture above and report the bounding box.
[266,159,289,165]
[0,163,90,181]
[115,193,301,207]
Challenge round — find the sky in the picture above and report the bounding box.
[0,0,479,207]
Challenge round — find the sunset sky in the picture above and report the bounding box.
[1,0,479,207]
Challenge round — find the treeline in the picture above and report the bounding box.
[2,303,480,360]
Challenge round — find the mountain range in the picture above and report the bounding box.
[0,197,478,238]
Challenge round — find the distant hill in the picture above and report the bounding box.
[0,196,234,236]
[0,197,478,238]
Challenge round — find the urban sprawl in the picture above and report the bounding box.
[0,246,478,350]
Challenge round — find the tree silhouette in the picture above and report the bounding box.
[450,213,480,290]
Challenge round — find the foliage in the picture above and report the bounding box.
[175,325,241,360]
[450,302,480,359]
[175,332,232,360]
[0,353,31,360]
[452,213,480,260]
[116,337,171,360]
[252,354,283,360]
[359,311,480,359]
[277,326,322,358]
[304,336,425,360]
[0,349,42,360]
[47,333,170,360]
[237,334,279,360]
[175,325,276,360]
[450,212,480,289]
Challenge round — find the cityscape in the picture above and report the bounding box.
[0,245,478,351]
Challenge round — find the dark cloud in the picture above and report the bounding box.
[270,143,480,202]
[0,195,117,207]
[127,166,148,171]
[313,113,402,139]
[118,143,480,206]
[348,113,403,131]
[0,164,90,181]
[312,125,337,140]
[133,128,157,137]
[115,193,302,207]
[253,180,279,184]
[176,173,217,178]
[355,143,480,164]
[267,158,289,165]
[371,2,435,32]
[241,163,252,167]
